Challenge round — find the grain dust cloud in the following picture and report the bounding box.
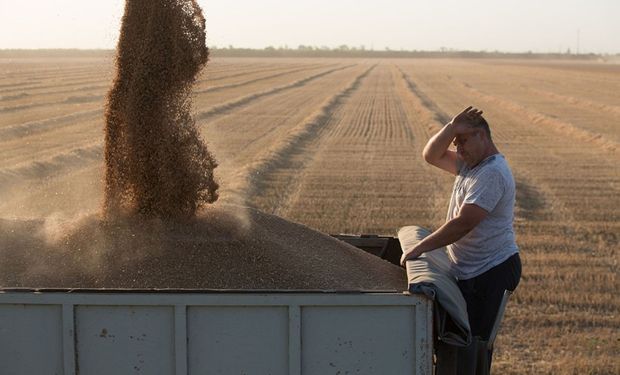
[103,0,218,220]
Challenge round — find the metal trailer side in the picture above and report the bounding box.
[0,290,432,375]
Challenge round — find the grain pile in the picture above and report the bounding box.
[103,0,218,219]
[0,204,405,290]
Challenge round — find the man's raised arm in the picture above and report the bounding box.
[422,106,483,175]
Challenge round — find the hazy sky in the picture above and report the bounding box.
[1,0,618,53]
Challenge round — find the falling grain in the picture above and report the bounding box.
[103,0,218,220]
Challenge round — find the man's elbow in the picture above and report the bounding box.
[455,205,488,233]
[457,218,478,234]
[422,147,434,165]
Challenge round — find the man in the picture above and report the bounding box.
[401,106,521,369]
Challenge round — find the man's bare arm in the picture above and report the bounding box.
[422,123,460,175]
[400,204,488,265]
[422,106,483,175]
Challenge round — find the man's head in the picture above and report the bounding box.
[469,116,492,140]
[453,116,496,167]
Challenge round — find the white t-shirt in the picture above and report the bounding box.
[446,154,519,280]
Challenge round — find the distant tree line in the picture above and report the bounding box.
[1,47,618,61]
[208,45,615,60]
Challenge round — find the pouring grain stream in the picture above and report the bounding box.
[103,0,218,220]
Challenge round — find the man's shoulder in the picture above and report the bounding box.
[464,155,513,191]
[490,155,514,179]
[480,155,513,178]
[484,155,515,193]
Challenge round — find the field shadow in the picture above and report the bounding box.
[515,178,550,221]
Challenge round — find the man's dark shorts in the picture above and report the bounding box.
[457,253,522,340]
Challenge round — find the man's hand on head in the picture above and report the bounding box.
[450,106,483,134]
[422,106,484,176]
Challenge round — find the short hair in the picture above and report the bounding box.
[470,116,492,140]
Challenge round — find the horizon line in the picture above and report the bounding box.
[1,47,618,56]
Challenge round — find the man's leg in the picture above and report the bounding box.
[470,253,521,340]
[458,253,522,372]
[455,277,483,375]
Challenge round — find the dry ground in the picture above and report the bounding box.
[0,53,618,374]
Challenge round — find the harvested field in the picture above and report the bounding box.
[0,53,619,374]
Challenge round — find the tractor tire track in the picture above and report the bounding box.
[198,63,325,84]
[0,109,103,141]
[397,67,451,126]
[269,65,377,217]
[0,84,109,103]
[0,77,110,97]
[196,64,355,122]
[224,64,376,208]
[0,143,103,188]
[0,93,105,114]
[194,64,338,94]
